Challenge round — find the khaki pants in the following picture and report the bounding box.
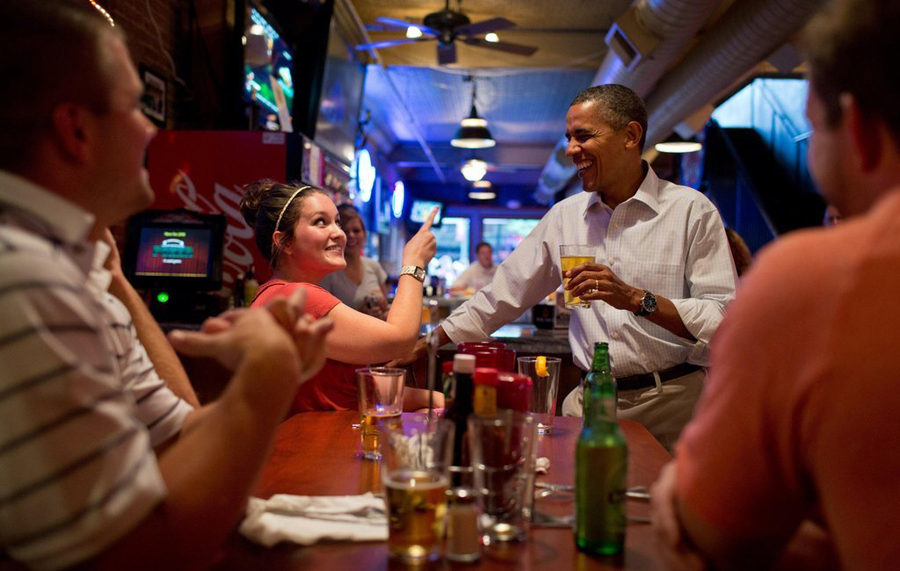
[561,368,705,452]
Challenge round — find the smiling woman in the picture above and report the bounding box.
[239,179,444,415]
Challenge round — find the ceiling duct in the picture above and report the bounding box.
[535,0,724,203]
[643,0,825,147]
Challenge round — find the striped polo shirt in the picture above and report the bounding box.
[0,170,193,570]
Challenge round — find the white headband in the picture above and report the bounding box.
[274,185,311,233]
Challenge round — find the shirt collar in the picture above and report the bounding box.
[581,162,661,215]
[629,163,661,213]
[0,169,95,245]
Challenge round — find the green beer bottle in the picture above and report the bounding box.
[575,342,627,555]
[582,342,616,420]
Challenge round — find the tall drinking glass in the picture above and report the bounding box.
[559,244,595,308]
[517,356,561,434]
[356,367,406,460]
[381,417,454,564]
[468,411,538,543]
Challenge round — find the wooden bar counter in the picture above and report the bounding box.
[211,411,671,570]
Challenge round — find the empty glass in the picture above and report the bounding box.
[517,356,561,434]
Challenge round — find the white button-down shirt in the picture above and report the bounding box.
[442,166,738,376]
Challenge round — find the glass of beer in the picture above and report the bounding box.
[559,244,595,308]
[381,416,454,564]
[356,367,406,461]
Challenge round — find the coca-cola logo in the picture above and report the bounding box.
[169,170,258,288]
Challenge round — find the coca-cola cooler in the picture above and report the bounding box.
[146,130,290,291]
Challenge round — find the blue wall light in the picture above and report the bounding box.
[356,149,376,203]
[391,181,405,219]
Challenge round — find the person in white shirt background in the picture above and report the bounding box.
[397,84,737,450]
[450,241,497,294]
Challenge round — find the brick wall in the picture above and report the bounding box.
[97,0,180,128]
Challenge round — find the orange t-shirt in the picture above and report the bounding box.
[252,280,359,414]
[677,191,900,569]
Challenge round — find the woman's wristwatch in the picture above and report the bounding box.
[399,265,427,282]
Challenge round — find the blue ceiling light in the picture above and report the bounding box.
[391,181,405,218]
[355,149,376,203]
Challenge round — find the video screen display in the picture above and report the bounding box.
[409,200,443,227]
[134,227,213,278]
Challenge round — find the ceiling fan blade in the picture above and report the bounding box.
[356,38,433,51]
[437,42,457,65]
[455,17,515,37]
[462,38,538,56]
[375,16,439,36]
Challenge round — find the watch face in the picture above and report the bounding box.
[642,292,657,313]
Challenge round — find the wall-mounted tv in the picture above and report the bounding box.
[409,199,444,228]
[124,210,226,292]
[243,5,294,131]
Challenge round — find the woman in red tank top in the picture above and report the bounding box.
[239,180,443,416]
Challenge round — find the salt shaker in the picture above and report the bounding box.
[445,487,481,563]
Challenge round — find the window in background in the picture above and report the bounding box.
[428,217,470,286]
[482,218,540,262]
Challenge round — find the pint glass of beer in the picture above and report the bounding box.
[356,368,406,460]
[381,417,454,564]
[559,244,596,308]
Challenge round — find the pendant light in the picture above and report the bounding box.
[451,80,496,149]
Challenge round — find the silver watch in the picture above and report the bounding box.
[399,265,426,282]
[634,290,658,317]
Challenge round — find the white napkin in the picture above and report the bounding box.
[536,457,550,474]
[239,493,388,547]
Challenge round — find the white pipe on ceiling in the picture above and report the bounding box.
[644,0,825,146]
[535,0,725,203]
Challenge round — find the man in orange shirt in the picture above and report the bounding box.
[651,0,900,569]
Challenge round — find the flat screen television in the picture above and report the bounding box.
[243,5,294,131]
[408,199,444,228]
[124,210,226,292]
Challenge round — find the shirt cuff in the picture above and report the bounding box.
[442,312,491,345]
[669,298,726,365]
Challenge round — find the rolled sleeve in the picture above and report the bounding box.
[444,217,560,344]
[671,209,737,365]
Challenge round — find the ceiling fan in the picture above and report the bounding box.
[356,0,538,65]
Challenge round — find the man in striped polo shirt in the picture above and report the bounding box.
[0,2,331,569]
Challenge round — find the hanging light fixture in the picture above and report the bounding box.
[451,80,496,149]
[472,180,492,189]
[654,133,703,153]
[460,159,488,182]
[468,190,496,200]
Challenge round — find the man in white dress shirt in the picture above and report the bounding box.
[451,241,497,293]
[403,85,737,449]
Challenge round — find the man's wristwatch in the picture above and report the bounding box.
[399,265,427,283]
[634,290,658,317]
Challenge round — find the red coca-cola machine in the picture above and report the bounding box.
[146,130,290,289]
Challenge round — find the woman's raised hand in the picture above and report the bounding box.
[401,207,438,268]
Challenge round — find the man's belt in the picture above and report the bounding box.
[583,363,702,392]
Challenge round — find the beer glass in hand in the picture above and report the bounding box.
[560,244,595,308]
